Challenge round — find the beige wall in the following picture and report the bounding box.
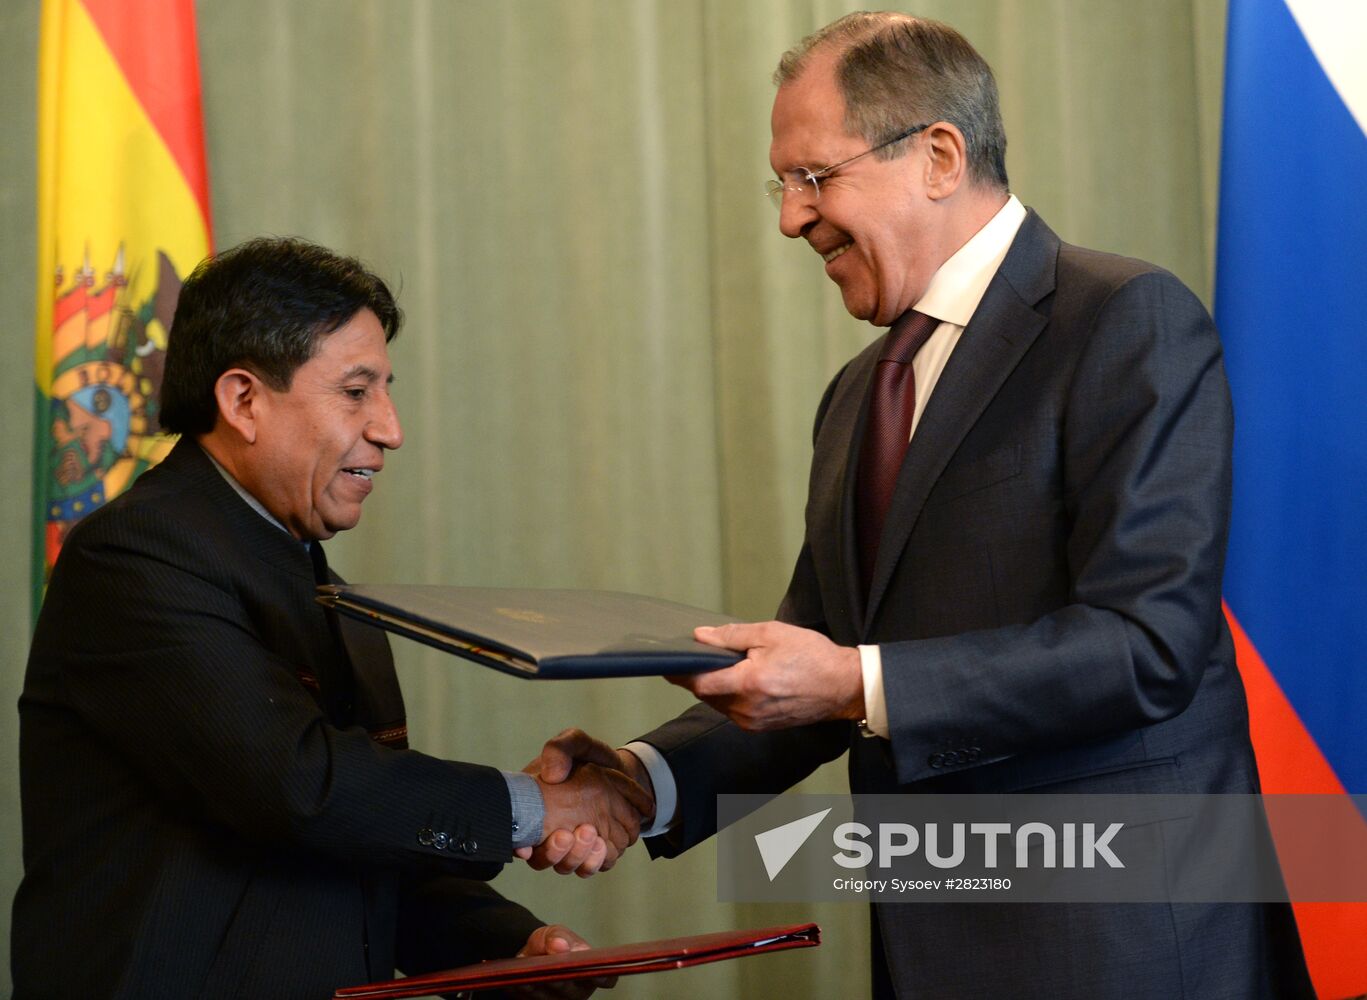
[0,2,1226,995]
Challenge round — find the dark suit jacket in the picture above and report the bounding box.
[13,440,541,999]
[641,211,1312,998]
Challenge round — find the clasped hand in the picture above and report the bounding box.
[518,624,861,877]
[518,729,655,877]
[513,924,616,998]
[670,620,864,731]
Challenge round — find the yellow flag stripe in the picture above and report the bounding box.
[35,0,210,385]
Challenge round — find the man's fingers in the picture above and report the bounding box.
[518,922,591,956]
[536,744,575,784]
[574,837,608,878]
[693,620,770,651]
[543,929,578,953]
[537,728,592,783]
[615,748,654,797]
[593,797,633,852]
[539,728,620,783]
[549,729,621,768]
[571,762,649,831]
[522,828,574,871]
[673,661,748,699]
[600,814,634,855]
[514,925,600,997]
[595,775,648,847]
[516,924,548,957]
[603,768,655,818]
[536,759,649,871]
[513,925,613,997]
[552,825,600,875]
[594,844,617,875]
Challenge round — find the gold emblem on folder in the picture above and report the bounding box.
[495,607,552,625]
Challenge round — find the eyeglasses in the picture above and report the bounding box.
[764,123,930,211]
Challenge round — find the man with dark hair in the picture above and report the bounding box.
[158,237,406,437]
[530,13,1313,998]
[14,237,646,998]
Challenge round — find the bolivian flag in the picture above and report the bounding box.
[1217,0,1367,996]
[33,0,212,607]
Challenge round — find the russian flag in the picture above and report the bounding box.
[1216,1,1367,996]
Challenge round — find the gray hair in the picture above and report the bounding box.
[775,12,1008,191]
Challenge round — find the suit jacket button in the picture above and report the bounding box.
[929,753,944,768]
[464,839,478,855]
[966,747,981,762]
[417,827,435,847]
[433,831,451,850]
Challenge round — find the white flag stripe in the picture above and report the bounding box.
[1283,0,1367,138]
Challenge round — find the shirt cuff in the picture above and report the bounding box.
[858,644,890,739]
[502,770,544,850]
[622,740,679,838]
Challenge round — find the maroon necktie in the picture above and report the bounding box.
[856,309,939,596]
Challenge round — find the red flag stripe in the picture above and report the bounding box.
[1227,604,1367,998]
[79,0,212,232]
[85,283,117,321]
[1225,602,1344,795]
[52,287,86,328]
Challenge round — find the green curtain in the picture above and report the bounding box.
[0,1,1227,995]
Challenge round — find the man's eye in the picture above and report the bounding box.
[343,387,367,400]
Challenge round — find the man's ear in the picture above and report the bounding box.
[213,368,266,445]
[922,121,969,200]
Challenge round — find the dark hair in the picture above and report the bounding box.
[159,237,402,436]
[775,12,1009,191]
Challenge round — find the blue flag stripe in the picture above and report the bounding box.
[1217,0,1367,793]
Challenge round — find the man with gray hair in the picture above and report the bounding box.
[529,12,1313,998]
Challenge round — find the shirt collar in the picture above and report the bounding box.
[914,193,1027,328]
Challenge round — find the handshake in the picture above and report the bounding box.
[512,621,854,875]
[517,729,656,877]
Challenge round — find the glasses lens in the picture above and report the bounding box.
[765,171,819,212]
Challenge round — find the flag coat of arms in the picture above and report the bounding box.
[1217,0,1367,995]
[33,0,212,606]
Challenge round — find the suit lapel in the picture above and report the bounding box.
[308,545,406,740]
[862,211,1059,631]
[166,440,406,738]
[337,606,408,744]
[810,337,884,629]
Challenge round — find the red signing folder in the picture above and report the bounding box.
[332,923,821,998]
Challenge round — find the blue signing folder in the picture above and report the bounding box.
[316,584,741,679]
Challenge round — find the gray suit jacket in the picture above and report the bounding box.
[640,211,1311,998]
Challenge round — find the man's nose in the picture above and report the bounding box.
[367,393,404,450]
[778,192,818,239]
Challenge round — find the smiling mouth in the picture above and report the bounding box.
[822,243,852,263]
[343,468,375,480]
